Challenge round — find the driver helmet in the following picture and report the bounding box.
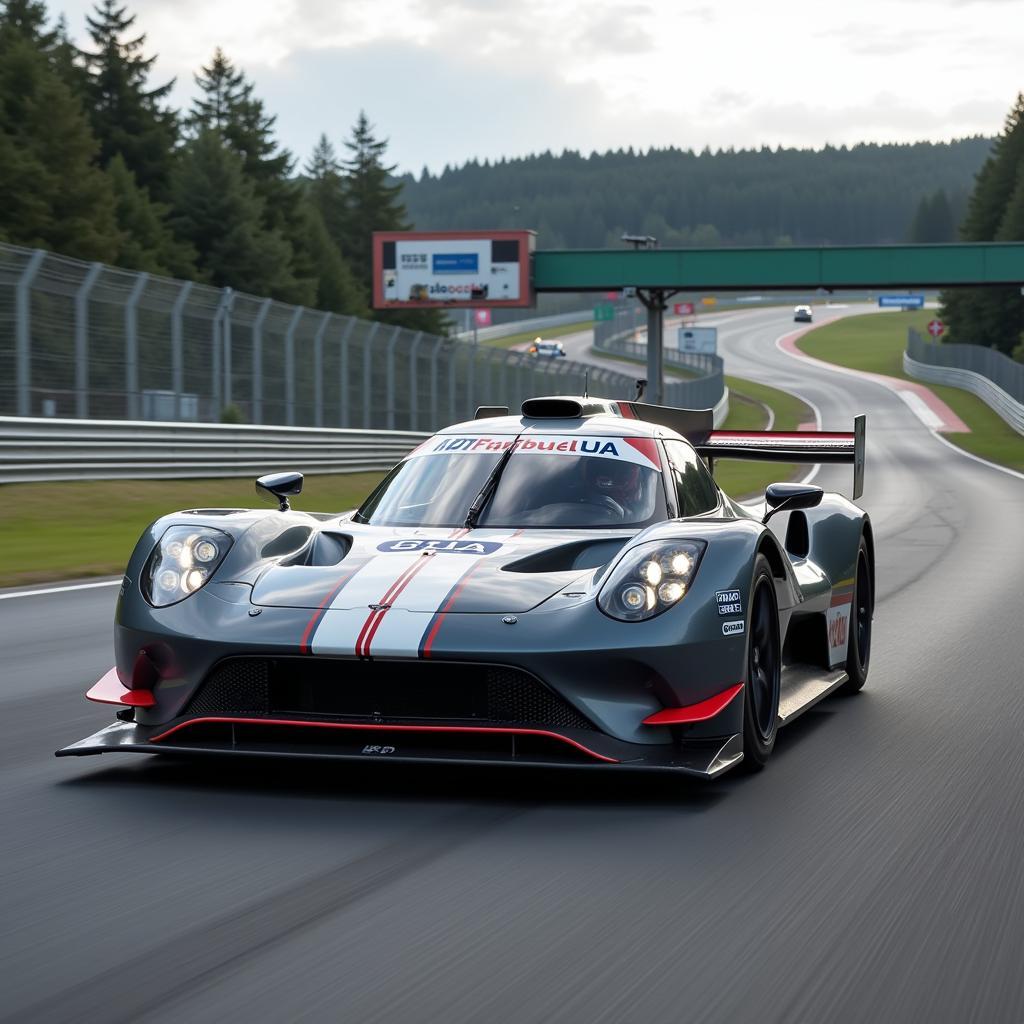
[584,457,642,506]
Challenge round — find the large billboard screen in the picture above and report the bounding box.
[373,230,535,309]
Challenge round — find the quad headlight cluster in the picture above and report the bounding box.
[598,540,706,622]
[142,526,232,607]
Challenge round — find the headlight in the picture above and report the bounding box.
[598,540,705,621]
[142,526,232,607]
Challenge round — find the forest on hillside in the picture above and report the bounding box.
[401,139,992,250]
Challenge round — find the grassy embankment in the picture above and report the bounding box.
[0,473,385,588]
[798,311,1024,473]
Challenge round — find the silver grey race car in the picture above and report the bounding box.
[58,395,872,779]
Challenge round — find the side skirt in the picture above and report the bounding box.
[777,665,849,727]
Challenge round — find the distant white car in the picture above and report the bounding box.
[793,305,813,323]
[529,339,566,358]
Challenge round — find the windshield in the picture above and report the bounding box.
[356,434,668,529]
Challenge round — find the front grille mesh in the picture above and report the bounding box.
[184,658,593,731]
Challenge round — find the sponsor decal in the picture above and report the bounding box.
[362,745,396,754]
[433,253,479,274]
[722,620,745,636]
[400,253,428,266]
[376,539,502,555]
[826,600,852,664]
[416,435,659,469]
[715,589,743,616]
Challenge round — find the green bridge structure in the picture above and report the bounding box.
[531,242,1024,403]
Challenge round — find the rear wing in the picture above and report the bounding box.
[695,415,866,500]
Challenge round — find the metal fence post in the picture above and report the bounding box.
[467,340,476,419]
[429,337,443,429]
[171,281,193,419]
[448,345,457,422]
[251,297,271,424]
[15,249,46,417]
[211,287,232,418]
[285,306,304,426]
[314,311,330,427]
[338,317,356,427]
[222,288,235,410]
[124,272,149,419]
[74,262,102,419]
[362,321,380,428]
[408,332,423,430]
[385,326,401,430]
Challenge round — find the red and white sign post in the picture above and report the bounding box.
[927,319,945,339]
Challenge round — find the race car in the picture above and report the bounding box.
[793,305,814,322]
[58,395,872,779]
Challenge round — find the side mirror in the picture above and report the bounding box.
[256,471,303,512]
[763,482,823,524]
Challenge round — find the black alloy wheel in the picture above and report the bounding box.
[842,537,873,693]
[742,554,781,770]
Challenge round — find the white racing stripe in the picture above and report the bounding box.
[0,579,121,602]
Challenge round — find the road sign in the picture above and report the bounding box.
[878,294,924,309]
[701,296,717,307]
[675,327,717,354]
[603,291,619,300]
[927,318,945,338]
[473,309,492,327]
[594,304,615,322]
[673,301,695,315]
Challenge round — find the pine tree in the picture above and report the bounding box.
[0,30,120,260]
[299,199,368,316]
[171,129,294,297]
[305,133,346,241]
[79,0,177,201]
[942,95,1024,347]
[107,153,196,276]
[189,47,247,134]
[340,112,447,333]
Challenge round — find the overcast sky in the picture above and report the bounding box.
[53,0,1018,175]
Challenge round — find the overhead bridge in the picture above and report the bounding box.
[533,242,1024,292]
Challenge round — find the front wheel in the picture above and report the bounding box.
[741,554,781,771]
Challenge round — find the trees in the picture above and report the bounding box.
[941,94,1024,353]
[171,130,294,297]
[78,0,177,202]
[907,189,955,242]
[0,19,120,261]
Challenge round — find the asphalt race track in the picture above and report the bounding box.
[3,306,1024,1023]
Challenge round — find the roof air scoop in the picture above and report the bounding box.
[521,396,616,419]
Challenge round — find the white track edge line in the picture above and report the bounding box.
[0,579,121,601]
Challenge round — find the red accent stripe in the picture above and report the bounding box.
[420,558,487,658]
[617,401,637,419]
[86,667,156,708]
[147,716,620,763]
[623,436,659,465]
[359,554,434,654]
[642,683,743,726]
[830,594,854,608]
[300,567,362,654]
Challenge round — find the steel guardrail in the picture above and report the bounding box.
[0,416,429,483]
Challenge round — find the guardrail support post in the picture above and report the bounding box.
[338,317,356,427]
[285,306,304,426]
[314,312,330,427]
[363,321,380,428]
[171,281,193,419]
[408,332,423,430]
[74,262,103,419]
[125,272,149,419]
[385,326,401,430]
[251,297,271,424]
[15,249,46,417]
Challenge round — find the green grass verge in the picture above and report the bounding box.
[0,473,385,588]
[484,319,594,349]
[798,312,1024,473]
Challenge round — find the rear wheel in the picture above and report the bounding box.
[741,555,781,771]
[841,537,873,694]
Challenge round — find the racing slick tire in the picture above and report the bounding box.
[841,536,873,694]
[741,554,781,771]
